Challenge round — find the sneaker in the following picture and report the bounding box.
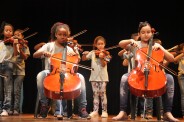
[0,109,8,116]
[89,111,98,117]
[56,115,63,120]
[141,113,144,118]
[13,110,19,115]
[8,110,13,115]
[101,111,108,118]
[39,105,50,118]
[78,108,90,118]
[128,114,137,119]
[145,113,153,119]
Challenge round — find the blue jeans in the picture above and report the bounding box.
[13,75,25,112]
[0,62,14,111]
[119,73,174,113]
[178,74,184,115]
[37,70,87,112]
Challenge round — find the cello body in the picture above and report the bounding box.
[44,53,81,100]
[128,47,167,98]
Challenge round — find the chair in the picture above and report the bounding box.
[130,94,161,120]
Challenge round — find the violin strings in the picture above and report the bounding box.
[138,49,178,76]
[51,56,93,71]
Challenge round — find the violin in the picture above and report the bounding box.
[4,37,28,48]
[95,50,112,62]
[167,43,184,56]
[67,39,83,52]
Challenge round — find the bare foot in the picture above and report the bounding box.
[164,112,179,122]
[112,111,128,120]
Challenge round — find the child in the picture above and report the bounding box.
[33,22,89,119]
[0,22,15,116]
[12,29,30,115]
[112,21,179,121]
[82,36,110,118]
[174,43,184,118]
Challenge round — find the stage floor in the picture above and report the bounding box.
[0,114,184,122]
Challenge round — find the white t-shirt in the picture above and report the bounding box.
[86,50,109,82]
[36,42,80,70]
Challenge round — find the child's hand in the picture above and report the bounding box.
[13,39,19,45]
[67,51,77,56]
[99,52,105,58]
[82,51,89,55]
[153,43,162,51]
[43,51,51,57]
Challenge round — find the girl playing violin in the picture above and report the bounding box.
[33,22,89,119]
[82,36,110,118]
[112,21,179,121]
[0,22,15,116]
[12,29,30,115]
[174,43,184,118]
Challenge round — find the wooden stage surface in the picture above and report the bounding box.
[0,114,184,122]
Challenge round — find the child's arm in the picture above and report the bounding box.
[82,51,89,61]
[19,46,29,60]
[100,58,107,67]
[174,52,184,63]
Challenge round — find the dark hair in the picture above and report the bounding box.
[0,22,14,40]
[50,22,70,41]
[14,29,24,36]
[93,36,106,50]
[138,21,151,33]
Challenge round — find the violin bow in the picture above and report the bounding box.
[21,27,29,34]
[79,44,93,47]
[137,48,178,76]
[24,32,38,40]
[104,45,120,51]
[51,56,94,71]
[70,29,87,38]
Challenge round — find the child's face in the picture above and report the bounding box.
[96,39,105,50]
[138,25,152,42]
[3,25,13,38]
[14,31,24,39]
[55,28,68,44]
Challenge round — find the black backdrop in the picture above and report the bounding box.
[1,0,184,117]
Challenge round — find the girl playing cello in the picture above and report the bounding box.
[33,22,89,119]
[112,21,179,121]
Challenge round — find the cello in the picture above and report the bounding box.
[43,46,93,100]
[128,34,167,98]
[43,52,81,100]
